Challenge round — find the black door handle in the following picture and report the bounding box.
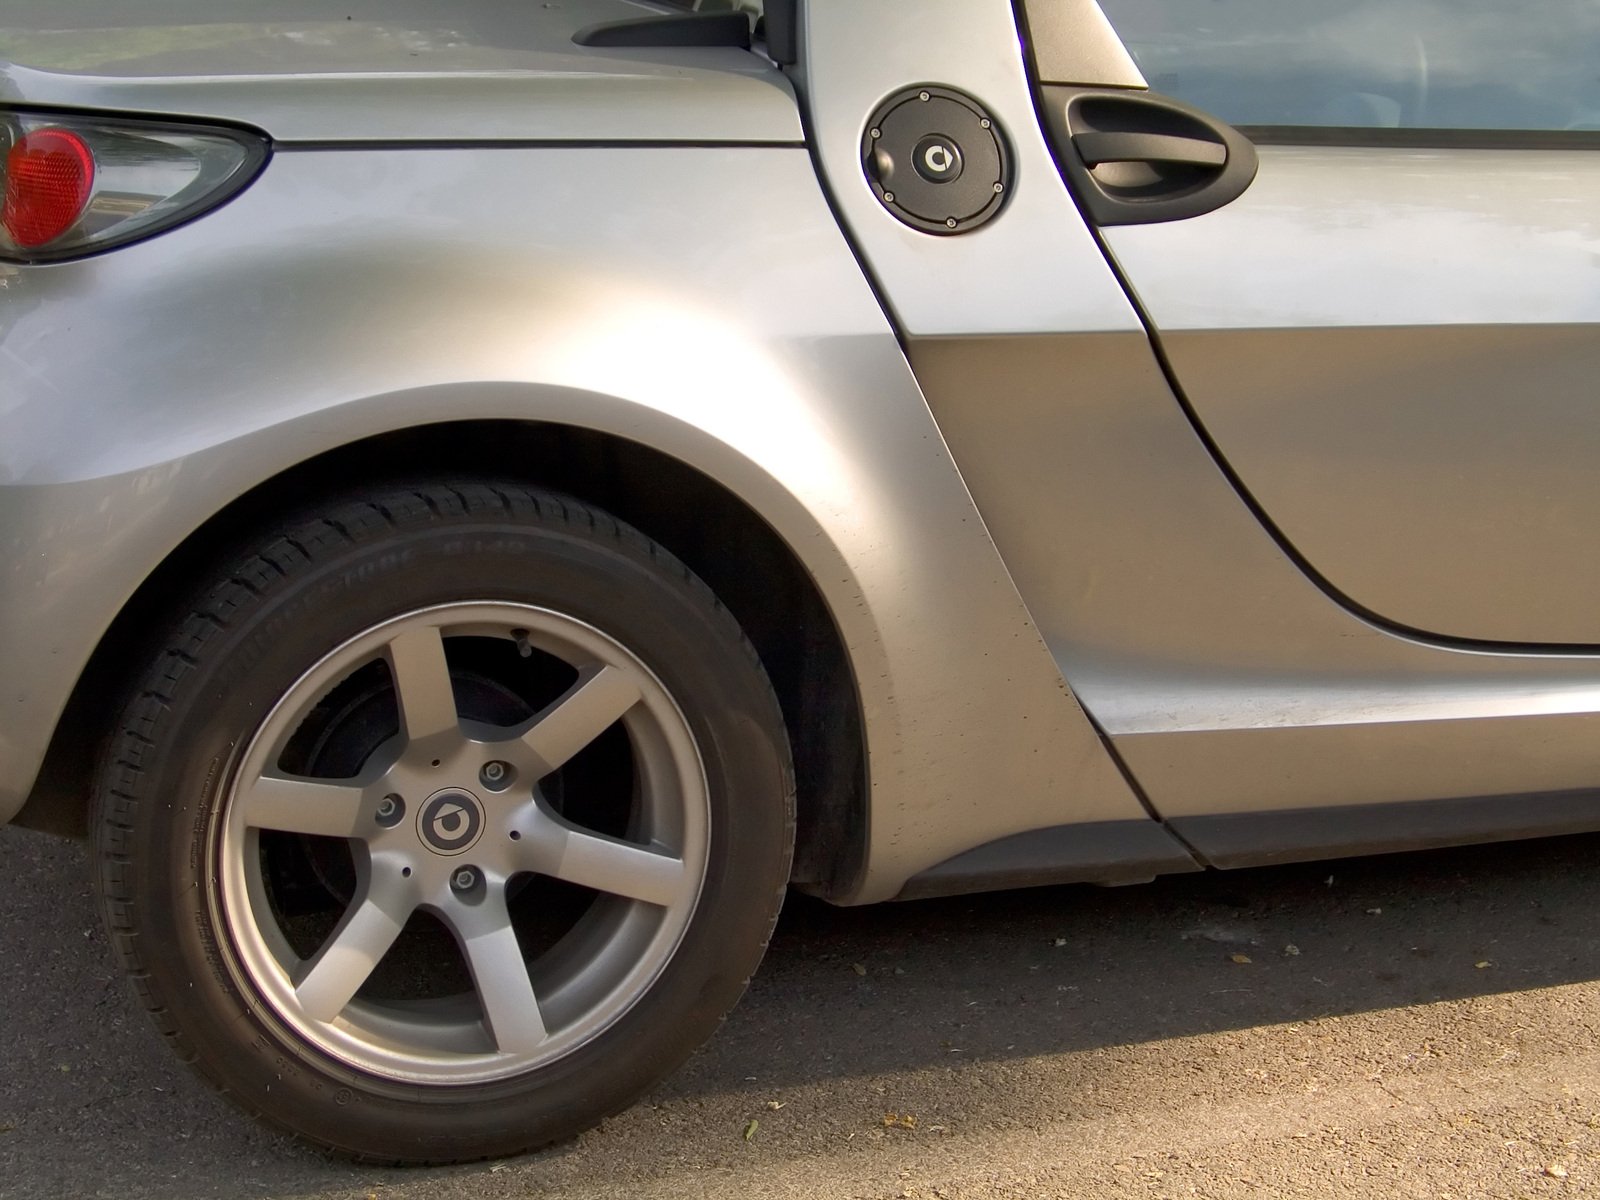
[1038,87,1258,226]
[1071,130,1228,169]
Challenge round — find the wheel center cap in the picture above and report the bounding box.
[417,789,485,856]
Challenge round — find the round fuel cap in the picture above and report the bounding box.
[863,86,1010,235]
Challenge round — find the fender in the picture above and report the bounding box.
[0,141,1151,900]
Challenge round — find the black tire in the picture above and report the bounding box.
[92,483,794,1163]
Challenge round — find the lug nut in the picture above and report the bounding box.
[452,867,480,893]
[479,760,513,790]
[376,794,404,827]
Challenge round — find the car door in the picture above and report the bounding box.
[1022,0,1600,645]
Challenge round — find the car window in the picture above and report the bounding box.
[1092,0,1600,131]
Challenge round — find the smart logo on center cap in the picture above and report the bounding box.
[418,790,484,856]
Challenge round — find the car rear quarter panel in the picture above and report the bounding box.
[0,144,1149,902]
[0,1,802,144]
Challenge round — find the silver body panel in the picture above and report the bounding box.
[909,334,1600,822]
[0,0,801,144]
[1104,147,1600,644]
[795,0,1142,336]
[798,1,1600,830]
[0,144,1146,903]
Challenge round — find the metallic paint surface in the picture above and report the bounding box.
[1107,148,1600,331]
[911,334,1600,824]
[1102,146,1600,644]
[0,0,801,144]
[788,0,1600,843]
[0,146,1148,902]
[796,0,1142,336]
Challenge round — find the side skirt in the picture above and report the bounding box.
[1172,789,1600,870]
[894,790,1600,900]
[894,820,1200,900]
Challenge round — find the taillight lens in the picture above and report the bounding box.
[0,110,268,263]
[3,128,96,247]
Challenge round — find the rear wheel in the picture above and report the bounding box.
[93,483,794,1162]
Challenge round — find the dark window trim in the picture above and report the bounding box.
[1241,125,1600,151]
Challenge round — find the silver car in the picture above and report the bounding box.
[5,0,1600,1164]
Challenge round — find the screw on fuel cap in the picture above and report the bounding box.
[863,85,1010,235]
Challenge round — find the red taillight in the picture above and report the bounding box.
[0,112,267,262]
[2,128,95,247]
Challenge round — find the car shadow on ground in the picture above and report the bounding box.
[720,829,1593,1086]
[2,825,1596,1199]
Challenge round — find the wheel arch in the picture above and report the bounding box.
[17,419,867,898]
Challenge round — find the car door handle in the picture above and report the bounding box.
[1038,87,1259,226]
[1071,130,1228,169]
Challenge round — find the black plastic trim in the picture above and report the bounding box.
[573,11,751,50]
[1074,130,1227,168]
[1240,125,1600,151]
[1172,790,1600,871]
[761,0,799,65]
[1038,85,1258,226]
[893,791,1600,899]
[894,820,1201,900]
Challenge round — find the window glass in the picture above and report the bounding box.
[1094,0,1600,130]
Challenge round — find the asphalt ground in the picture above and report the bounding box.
[3,823,1598,1199]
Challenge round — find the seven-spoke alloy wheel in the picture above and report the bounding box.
[93,484,794,1162]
